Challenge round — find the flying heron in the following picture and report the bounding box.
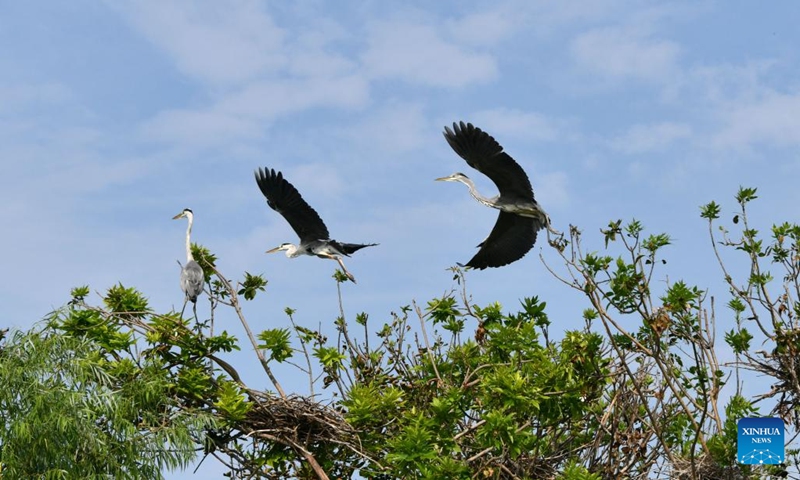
[172,208,204,318]
[254,167,377,283]
[437,121,557,270]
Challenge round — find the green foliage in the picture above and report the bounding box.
[215,380,251,422]
[428,296,464,333]
[724,328,753,354]
[258,328,293,362]
[707,395,758,469]
[238,272,267,300]
[0,328,213,479]
[700,201,721,220]
[559,461,602,480]
[314,346,346,377]
[735,186,758,205]
[191,243,217,282]
[333,269,350,283]
[70,285,90,303]
[5,187,800,479]
[336,292,610,479]
[104,283,149,317]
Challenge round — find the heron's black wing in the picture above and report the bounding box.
[443,121,534,200]
[255,168,330,243]
[465,212,540,269]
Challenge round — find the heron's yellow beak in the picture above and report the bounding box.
[435,176,449,182]
[266,246,281,254]
[172,213,184,220]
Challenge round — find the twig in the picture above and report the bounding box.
[210,266,286,399]
[413,301,442,385]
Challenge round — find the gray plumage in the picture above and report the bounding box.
[173,208,204,316]
[437,121,556,270]
[254,167,377,283]
[181,260,204,303]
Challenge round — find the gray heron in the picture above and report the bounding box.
[172,208,204,317]
[437,121,556,270]
[254,167,377,283]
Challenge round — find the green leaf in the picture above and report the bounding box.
[735,186,758,205]
[700,201,721,220]
[237,272,267,301]
[257,328,293,362]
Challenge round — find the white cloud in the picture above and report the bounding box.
[713,90,800,149]
[287,19,355,78]
[140,109,262,146]
[343,102,429,154]
[570,27,681,82]
[445,8,518,46]
[217,75,369,119]
[109,0,286,85]
[610,121,691,154]
[139,74,370,147]
[362,21,498,87]
[286,163,347,201]
[684,61,777,106]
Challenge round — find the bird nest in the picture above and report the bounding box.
[670,454,749,480]
[749,328,800,429]
[242,391,359,449]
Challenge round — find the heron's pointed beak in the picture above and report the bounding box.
[172,213,183,220]
[266,246,281,254]
[435,176,450,182]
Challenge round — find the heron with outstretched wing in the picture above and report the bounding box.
[437,121,557,269]
[254,167,377,283]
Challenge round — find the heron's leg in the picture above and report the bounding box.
[334,256,357,283]
[546,224,563,237]
[192,301,198,322]
[317,253,356,282]
[180,297,188,318]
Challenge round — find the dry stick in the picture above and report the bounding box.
[334,280,357,390]
[287,311,316,398]
[587,291,676,466]
[739,210,782,331]
[413,301,443,384]
[466,446,494,463]
[545,227,688,461]
[498,464,522,480]
[703,298,725,433]
[706,218,772,339]
[292,441,330,480]
[686,310,713,475]
[585,257,707,428]
[210,266,286,399]
[453,419,486,441]
[706,218,770,398]
[245,431,330,480]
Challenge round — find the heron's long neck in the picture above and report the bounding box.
[460,177,495,208]
[185,214,194,262]
[286,244,301,258]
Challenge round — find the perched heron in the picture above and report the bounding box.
[254,167,377,283]
[172,208,204,318]
[437,121,556,269]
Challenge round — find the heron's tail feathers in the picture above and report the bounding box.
[338,242,379,255]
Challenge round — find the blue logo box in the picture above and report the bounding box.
[737,417,784,465]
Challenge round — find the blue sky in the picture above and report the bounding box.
[2,1,800,477]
